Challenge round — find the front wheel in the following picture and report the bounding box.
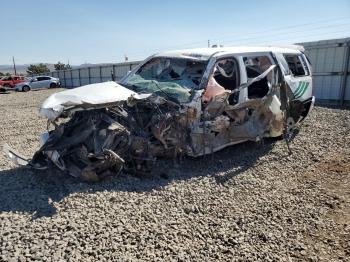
[22,86,30,92]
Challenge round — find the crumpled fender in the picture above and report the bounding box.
[39,81,143,120]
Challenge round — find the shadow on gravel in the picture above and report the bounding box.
[0,139,277,218]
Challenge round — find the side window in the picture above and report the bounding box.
[299,55,310,75]
[283,54,310,76]
[36,77,43,81]
[212,58,239,91]
[243,55,272,99]
[243,55,272,78]
[275,53,290,75]
[43,77,51,80]
[202,58,239,105]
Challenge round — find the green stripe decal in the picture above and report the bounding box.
[294,82,305,97]
[299,82,309,97]
[295,82,309,98]
[294,82,303,96]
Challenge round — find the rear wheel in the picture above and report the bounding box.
[50,83,57,88]
[22,86,30,92]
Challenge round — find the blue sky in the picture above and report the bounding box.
[1,0,350,65]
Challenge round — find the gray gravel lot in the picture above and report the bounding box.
[0,89,349,261]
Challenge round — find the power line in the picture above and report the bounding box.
[209,17,350,43]
[131,16,350,54]
[125,21,350,60]
[237,29,350,46]
[223,23,350,45]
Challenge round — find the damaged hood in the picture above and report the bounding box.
[40,81,144,120]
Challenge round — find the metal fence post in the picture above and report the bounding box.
[99,66,103,82]
[70,70,73,87]
[88,67,91,84]
[63,70,66,88]
[78,68,81,86]
[112,64,116,81]
[340,41,350,105]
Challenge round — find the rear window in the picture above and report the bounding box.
[283,54,310,76]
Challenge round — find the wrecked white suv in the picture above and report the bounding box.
[3,46,315,181]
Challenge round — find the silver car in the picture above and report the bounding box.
[15,76,60,92]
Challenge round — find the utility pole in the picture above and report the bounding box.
[12,56,17,75]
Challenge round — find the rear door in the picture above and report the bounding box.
[31,77,43,89]
[33,77,48,89]
[40,77,52,88]
[214,52,277,103]
[277,53,312,101]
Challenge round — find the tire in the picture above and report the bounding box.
[22,86,30,92]
[50,83,57,88]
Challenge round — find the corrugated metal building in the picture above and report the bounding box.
[47,37,350,104]
[299,37,350,104]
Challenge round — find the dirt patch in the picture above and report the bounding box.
[301,152,350,261]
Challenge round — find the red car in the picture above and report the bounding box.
[0,75,26,90]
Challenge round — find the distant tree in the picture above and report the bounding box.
[54,62,65,70]
[26,63,50,75]
[54,61,72,71]
[0,72,4,77]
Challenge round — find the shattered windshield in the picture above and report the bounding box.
[124,57,208,103]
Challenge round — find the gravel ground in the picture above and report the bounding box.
[0,89,349,261]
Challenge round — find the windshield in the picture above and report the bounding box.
[124,57,208,103]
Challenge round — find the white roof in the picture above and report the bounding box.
[154,45,303,60]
